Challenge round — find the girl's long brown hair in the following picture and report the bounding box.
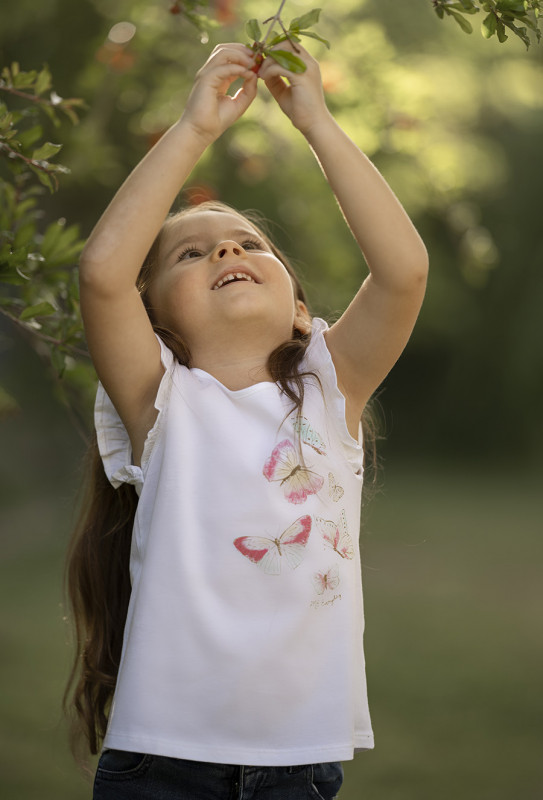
[63,201,378,765]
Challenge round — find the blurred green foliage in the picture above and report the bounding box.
[1,0,542,456]
[0,64,88,414]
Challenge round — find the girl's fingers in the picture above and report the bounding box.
[258,57,306,84]
[262,73,289,102]
[203,44,255,70]
[207,63,255,81]
[232,74,258,107]
[211,42,255,56]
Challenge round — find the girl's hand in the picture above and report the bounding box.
[181,44,258,144]
[258,42,331,137]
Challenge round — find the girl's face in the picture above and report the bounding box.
[147,210,310,355]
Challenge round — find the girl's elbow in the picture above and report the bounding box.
[78,255,125,300]
[417,257,429,290]
[79,256,108,294]
[407,245,429,290]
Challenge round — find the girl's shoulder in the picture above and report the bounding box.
[95,334,177,493]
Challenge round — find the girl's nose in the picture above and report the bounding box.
[210,241,247,262]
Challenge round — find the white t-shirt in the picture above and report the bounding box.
[95,317,374,765]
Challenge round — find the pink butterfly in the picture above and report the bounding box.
[234,515,312,575]
[316,510,354,560]
[312,566,340,595]
[263,439,324,504]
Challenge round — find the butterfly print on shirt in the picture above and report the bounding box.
[263,439,324,504]
[234,515,312,575]
[316,510,354,560]
[312,566,340,595]
[291,415,327,455]
[328,472,344,502]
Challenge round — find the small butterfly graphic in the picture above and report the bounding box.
[316,510,354,560]
[312,566,340,595]
[328,472,344,502]
[291,416,327,455]
[234,515,312,575]
[263,439,324,504]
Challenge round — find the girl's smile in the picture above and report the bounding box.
[211,269,259,290]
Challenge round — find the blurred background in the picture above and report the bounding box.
[1,0,542,797]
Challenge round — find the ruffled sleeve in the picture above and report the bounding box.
[303,317,364,473]
[94,335,175,496]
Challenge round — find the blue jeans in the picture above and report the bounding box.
[93,750,344,799]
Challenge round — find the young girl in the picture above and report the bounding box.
[66,41,428,799]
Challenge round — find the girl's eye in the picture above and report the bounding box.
[177,246,203,261]
[242,239,265,251]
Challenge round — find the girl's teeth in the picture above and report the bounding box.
[214,273,255,289]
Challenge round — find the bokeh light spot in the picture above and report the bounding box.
[108,21,136,45]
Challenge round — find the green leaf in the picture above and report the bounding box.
[40,219,66,260]
[40,221,83,266]
[496,0,526,11]
[446,8,475,32]
[19,300,56,321]
[40,103,61,128]
[445,0,479,12]
[290,8,321,30]
[267,33,289,47]
[13,220,36,250]
[482,11,498,36]
[0,183,16,212]
[297,30,331,49]
[0,111,14,132]
[497,18,509,39]
[246,19,262,42]
[16,125,43,150]
[14,197,39,221]
[60,105,80,125]
[502,19,531,46]
[266,50,307,73]
[34,66,52,97]
[29,166,57,192]
[12,70,37,90]
[32,141,62,161]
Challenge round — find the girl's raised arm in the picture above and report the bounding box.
[79,45,257,460]
[259,45,429,433]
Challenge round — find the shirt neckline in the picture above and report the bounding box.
[190,367,277,396]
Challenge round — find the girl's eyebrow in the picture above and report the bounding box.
[163,228,265,262]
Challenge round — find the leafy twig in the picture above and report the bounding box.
[0,140,64,190]
[0,307,89,359]
[246,5,330,74]
[260,0,289,49]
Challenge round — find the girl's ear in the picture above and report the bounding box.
[294,301,312,335]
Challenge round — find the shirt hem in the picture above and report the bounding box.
[102,732,375,765]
